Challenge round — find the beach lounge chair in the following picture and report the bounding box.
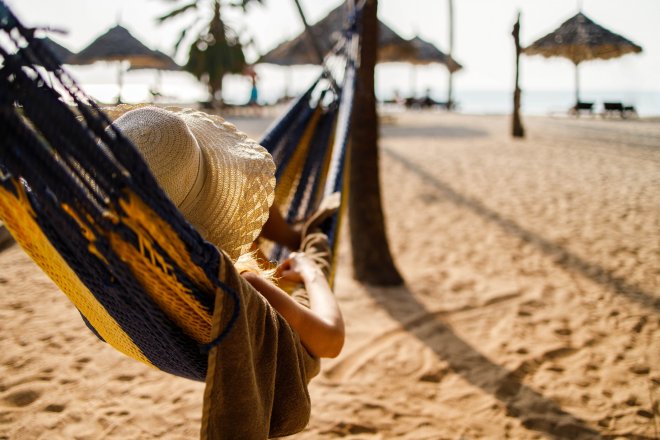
[570,101,594,115]
[0,1,356,437]
[404,96,449,110]
[602,102,637,118]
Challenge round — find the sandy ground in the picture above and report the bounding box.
[1,112,659,439]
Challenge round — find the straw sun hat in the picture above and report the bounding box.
[110,106,275,260]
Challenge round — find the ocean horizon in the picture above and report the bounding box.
[68,67,660,117]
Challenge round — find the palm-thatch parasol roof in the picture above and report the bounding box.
[127,50,180,72]
[258,2,415,66]
[126,50,180,103]
[381,36,462,73]
[70,25,172,69]
[525,12,642,64]
[70,25,177,102]
[36,36,75,67]
[525,12,642,105]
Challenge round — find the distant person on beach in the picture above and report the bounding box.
[248,75,259,106]
[421,88,435,108]
[111,105,345,360]
[393,89,405,106]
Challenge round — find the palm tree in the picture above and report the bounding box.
[349,0,403,286]
[158,0,262,107]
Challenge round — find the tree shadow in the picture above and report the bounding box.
[383,147,660,314]
[360,284,656,440]
[380,122,489,140]
[0,229,15,253]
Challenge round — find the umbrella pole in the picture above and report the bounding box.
[410,66,417,101]
[153,70,163,103]
[117,61,124,104]
[284,67,292,99]
[574,61,580,107]
[447,0,454,110]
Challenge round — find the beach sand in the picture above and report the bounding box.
[1,112,658,439]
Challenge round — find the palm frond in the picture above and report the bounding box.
[226,0,263,12]
[156,1,198,23]
[173,28,188,54]
[172,16,206,55]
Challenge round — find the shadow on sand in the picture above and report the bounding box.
[380,121,489,140]
[358,284,605,439]
[383,147,660,315]
[0,226,15,253]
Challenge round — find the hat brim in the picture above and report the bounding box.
[175,109,275,260]
[105,105,275,260]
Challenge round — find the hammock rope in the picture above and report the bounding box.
[0,0,359,380]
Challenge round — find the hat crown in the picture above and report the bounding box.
[110,106,275,260]
[114,107,201,207]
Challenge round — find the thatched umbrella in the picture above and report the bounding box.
[259,3,414,66]
[379,37,463,72]
[71,25,175,103]
[35,36,75,67]
[127,50,180,102]
[379,36,462,102]
[525,12,642,106]
[128,49,179,71]
[258,2,414,99]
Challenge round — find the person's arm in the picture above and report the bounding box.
[241,253,344,358]
[259,205,301,251]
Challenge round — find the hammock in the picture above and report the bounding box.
[0,0,357,383]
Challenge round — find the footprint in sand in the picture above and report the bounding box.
[629,364,650,375]
[329,300,524,383]
[72,356,92,371]
[115,374,135,382]
[2,388,42,407]
[326,310,448,383]
[321,421,378,436]
[43,403,66,413]
[554,327,572,336]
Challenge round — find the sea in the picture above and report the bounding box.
[71,67,660,117]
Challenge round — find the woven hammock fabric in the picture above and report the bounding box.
[0,0,355,381]
[0,3,235,380]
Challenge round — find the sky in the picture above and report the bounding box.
[5,0,659,107]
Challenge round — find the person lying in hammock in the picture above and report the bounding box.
[111,106,345,360]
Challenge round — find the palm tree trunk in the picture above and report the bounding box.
[211,0,225,106]
[512,12,525,138]
[348,0,403,286]
[210,78,223,108]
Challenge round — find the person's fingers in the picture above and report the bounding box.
[278,252,313,277]
[275,258,292,276]
[279,270,303,282]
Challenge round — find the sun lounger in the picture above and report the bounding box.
[404,97,449,110]
[602,102,637,118]
[570,101,594,115]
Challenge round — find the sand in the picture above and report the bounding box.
[1,112,658,439]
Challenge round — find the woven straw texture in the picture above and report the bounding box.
[113,106,276,261]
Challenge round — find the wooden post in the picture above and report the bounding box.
[511,12,525,138]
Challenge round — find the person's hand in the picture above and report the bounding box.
[276,251,319,283]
